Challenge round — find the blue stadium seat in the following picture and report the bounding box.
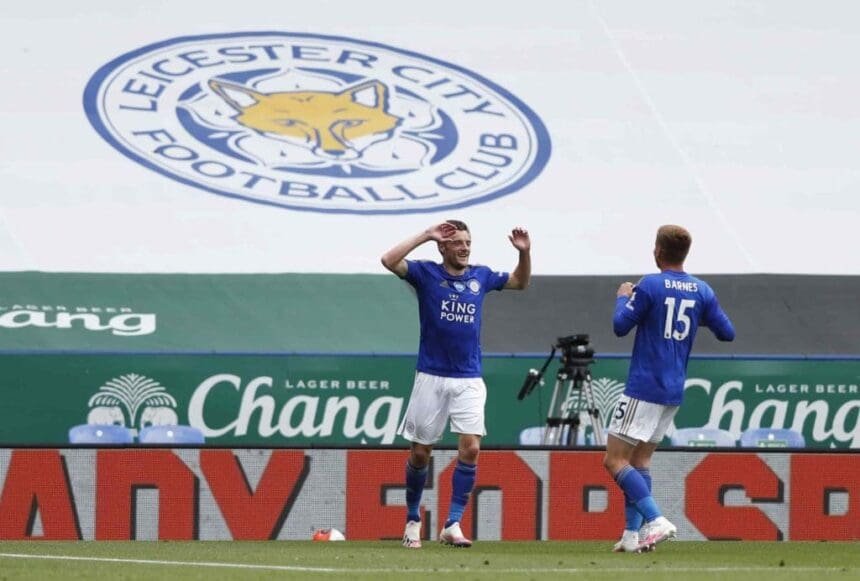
[68,423,134,444]
[138,425,205,444]
[738,427,805,448]
[670,427,736,447]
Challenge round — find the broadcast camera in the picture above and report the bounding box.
[517,334,594,400]
[556,334,595,364]
[517,333,604,446]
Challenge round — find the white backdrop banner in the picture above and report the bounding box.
[1,1,858,274]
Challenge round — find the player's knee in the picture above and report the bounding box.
[602,454,612,472]
[602,453,622,474]
[410,446,432,468]
[460,448,479,464]
[459,443,480,464]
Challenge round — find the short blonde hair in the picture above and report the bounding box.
[656,225,692,264]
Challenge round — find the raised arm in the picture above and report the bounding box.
[380,223,456,278]
[504,227,531,290]
[613,281,640,336]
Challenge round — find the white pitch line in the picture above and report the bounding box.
[0,553,850,575]
[588,0,758,271]
[0,553,339,573]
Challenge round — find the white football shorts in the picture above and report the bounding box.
[608,394,679,445]
[397,371,487,444]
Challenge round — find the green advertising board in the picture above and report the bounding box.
[0,272,418,353]
[494,356,860,449]
[0,353,856,448]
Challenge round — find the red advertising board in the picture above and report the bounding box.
[0,449,856,541]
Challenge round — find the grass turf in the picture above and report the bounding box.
[0,540,858,580]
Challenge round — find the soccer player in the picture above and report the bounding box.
[381,220,531,548]
[606,225,734,552]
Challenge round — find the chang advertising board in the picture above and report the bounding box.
[186,373,402,443]
[0,303,155,337]
[0,354,856,448]
[0,355,413,447]
[672,361,860,449]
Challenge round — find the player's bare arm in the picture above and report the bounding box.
[381,222,457,278]
[504,226,531,290]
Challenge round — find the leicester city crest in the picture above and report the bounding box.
[84,32,551,214]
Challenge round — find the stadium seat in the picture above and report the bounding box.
[518,425,590,446]
[68,423,134,444]
[669,427,736,447]
[519,426,546,445]
[138,425,205,445]
[738,427,805,448]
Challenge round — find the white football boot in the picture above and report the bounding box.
[402,520,422,549]
[638,516,676,551]
[612,530,641,553]
[439,522,472,548]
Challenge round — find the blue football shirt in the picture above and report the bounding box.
[405,260,509,378]
[613,270,735,405]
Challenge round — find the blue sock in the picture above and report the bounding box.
[637,467,652,493]
[624,497,642,532]
[444,460,477,528]
[405,461,428,523]
[624,467,652,531]
[615,465,661,522]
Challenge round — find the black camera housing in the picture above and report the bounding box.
[556,334,594,362]
[518,333,595,400]
[555,334,590,348]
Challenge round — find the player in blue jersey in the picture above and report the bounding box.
[605,225,735,552]
[381,220,531,548]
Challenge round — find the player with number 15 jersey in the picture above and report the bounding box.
[614,270,735,406]
[604,225,735,554]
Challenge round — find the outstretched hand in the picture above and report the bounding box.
[427,222,457,242]
[508,227,530,251]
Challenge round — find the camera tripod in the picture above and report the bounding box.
[518,336,606,446]
[543,359,605,446]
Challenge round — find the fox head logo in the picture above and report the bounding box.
[208,79,402,161]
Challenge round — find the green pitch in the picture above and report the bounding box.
[0,541,857,580]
